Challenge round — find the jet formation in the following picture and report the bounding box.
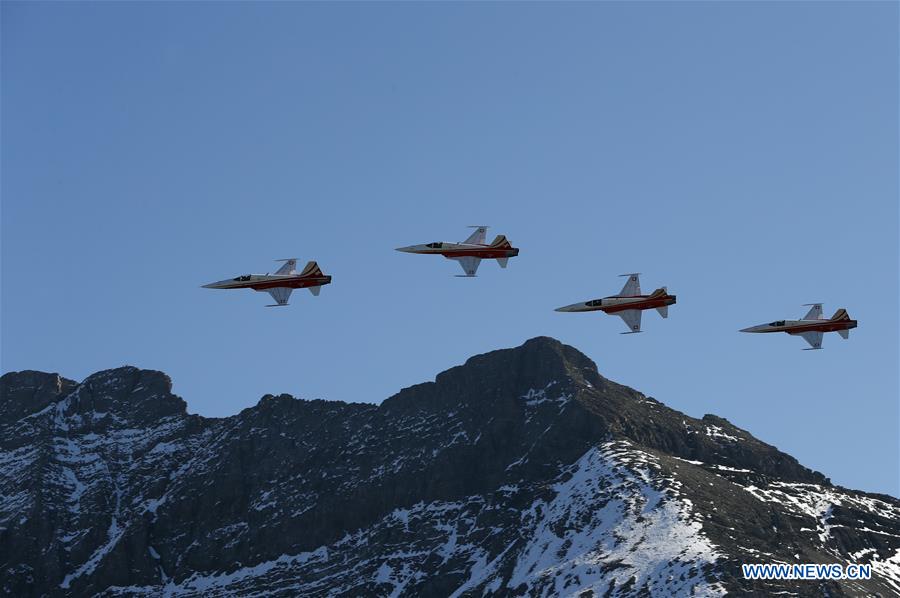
[555,274,676,334]
[740,304,857,350]
[202,259,331,307]
[201,226,856,349]
[395,226,519,277]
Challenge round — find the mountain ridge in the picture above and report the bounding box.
[2,336,897,597]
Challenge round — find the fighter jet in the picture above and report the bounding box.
[555,273,676,334]
[395,226,519,277]
[202,259,331,307]
[740,304,857,350]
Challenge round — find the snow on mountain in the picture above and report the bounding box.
[1,338,897,597]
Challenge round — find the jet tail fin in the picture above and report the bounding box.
[833,309,852,339]
[648,287,667,299]
[656,305,668,318]
[489,235,512,249]
[299,261,324,277]
[497,257,509,268]
[308,285,321,296]
[830,308,851,321]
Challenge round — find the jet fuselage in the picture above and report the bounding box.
[555,292,676,314]
[395,242,519,260]
[202,273,332,292]
[740,318,857,335]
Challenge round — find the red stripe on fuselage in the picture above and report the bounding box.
[225,276,332,291]
[784,320,858,334]
[438,248,519,259]
[600,295,676,314]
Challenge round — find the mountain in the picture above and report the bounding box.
[1,337,898,597]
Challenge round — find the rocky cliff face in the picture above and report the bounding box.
[1,337,898,597]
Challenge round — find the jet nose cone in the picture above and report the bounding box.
[395,246,415,253]
[740,325,764,333]
[555,304,580,313]
[201,283,216,289]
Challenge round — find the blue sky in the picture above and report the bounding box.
[2,2,897,496]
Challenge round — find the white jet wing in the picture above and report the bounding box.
[453,257,481,277]
[617,309,642,333]
[274,259,297,275]
[462,226,488,245]
[799,331,823,350]
[801,303,824,320]
[266,287,293,306]
[618,273,641,297]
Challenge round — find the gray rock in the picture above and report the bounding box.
[1,337,897,597]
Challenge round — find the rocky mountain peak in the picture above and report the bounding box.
[63,366,186,428]
[0,370,77,422]
[380,336,606,418]
[1,366,187,436]
[436,335,602,389]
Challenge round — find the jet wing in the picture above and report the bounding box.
[462,226,488,245]
[618,273,641,297]
[274,259,297,275]
[453,257,481,277]
[266,287,293,306]
[801,303,824,320]
[617,309,642,333]
[798,331,823,350]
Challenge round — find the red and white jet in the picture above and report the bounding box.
[395,226,519,277]
[555,273,677,334]
[740,304,857,350]
[202,259,331,307]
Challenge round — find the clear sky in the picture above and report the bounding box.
[2,2,897,496]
